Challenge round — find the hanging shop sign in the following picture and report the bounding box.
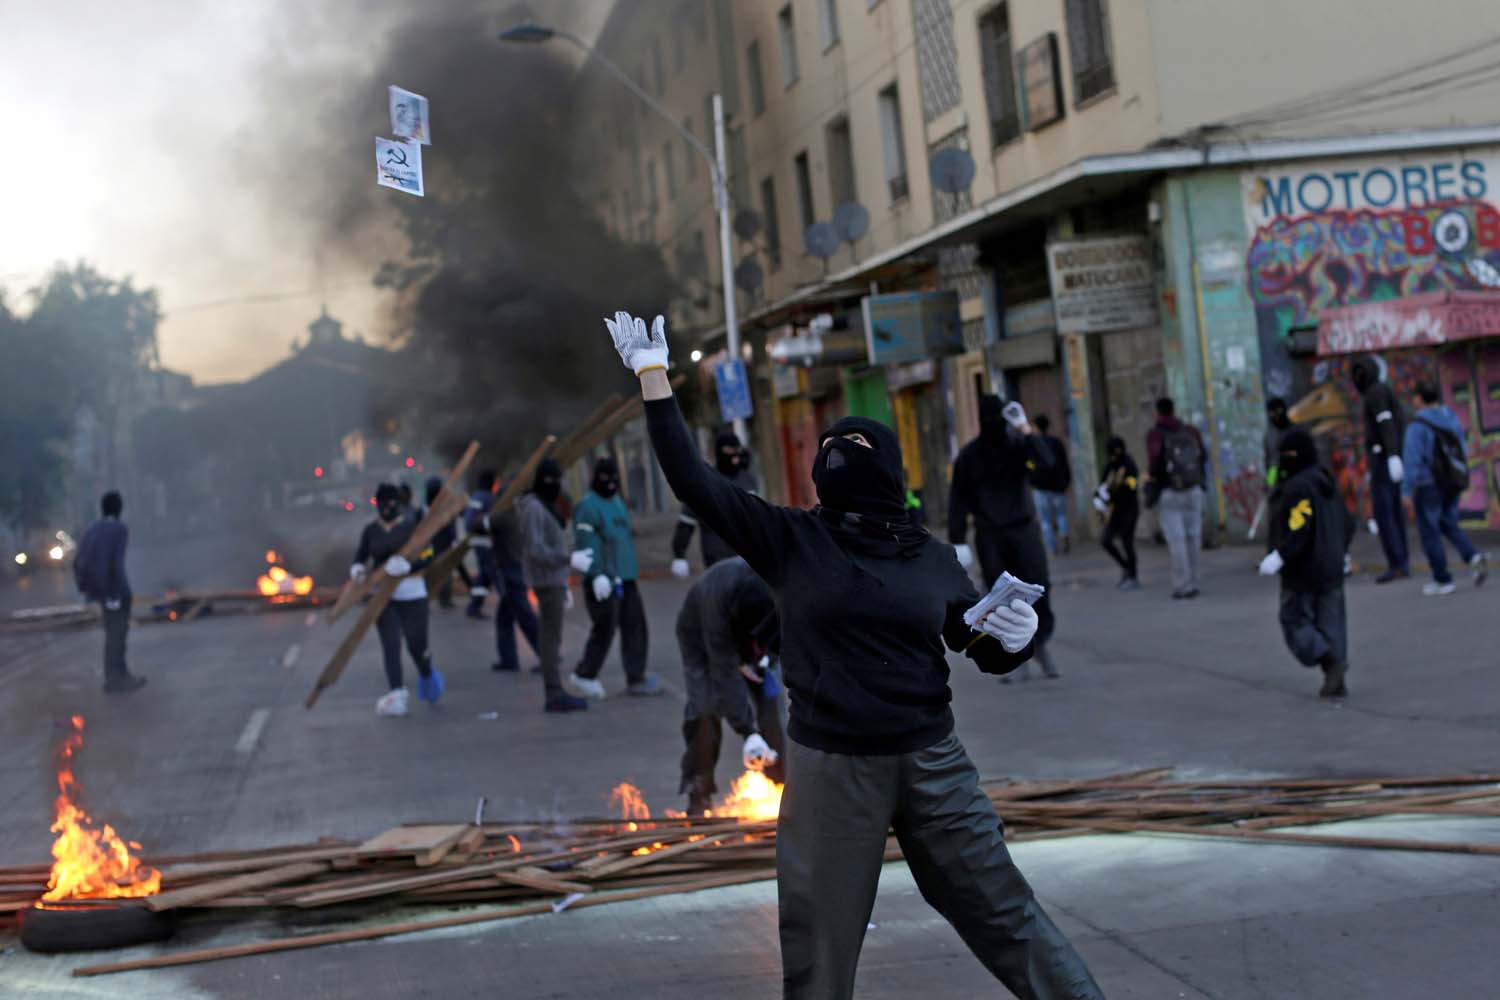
[861,290,964,366]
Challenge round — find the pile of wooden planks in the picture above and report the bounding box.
[1,769,1495,977]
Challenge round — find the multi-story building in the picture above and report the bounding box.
[580,0,1500,534]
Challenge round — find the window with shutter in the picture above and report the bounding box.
[1064,0,1114,104]
[979,4,1020,147]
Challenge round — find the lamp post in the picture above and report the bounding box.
[499,23,746,439]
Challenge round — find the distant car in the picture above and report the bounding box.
[12,530,77,576]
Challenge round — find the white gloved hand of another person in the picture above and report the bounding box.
[742,733,778,771]
[604,311,670,375]
[591,575,614,603]
[104,598,122,611]
[1258,550,1285,577]
[349,563,368,583]
[1093,496,1109,515]
[384,555,411,577]
[1387,455,1404,483]
[1001,400,1028,429]
[570,550,595,574]
[953,543,974,569]
[671,558,691,579]
[980,599,1039,653]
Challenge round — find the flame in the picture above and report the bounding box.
[527,589,540,613]
[711,770,784,822]
[609,782,651,821]
[265,549,279,564]
[506,835,522,854]
[41,716,160,901]
[256,552,315,598]
[630,841,667,857]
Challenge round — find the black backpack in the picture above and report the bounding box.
[1163,425,1205,490]
[1416,416,1469,499]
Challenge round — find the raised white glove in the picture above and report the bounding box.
[1001,400,1027,429]
[384,555,411,577]
[570,550,595,574]
[591,574,614,602]
[980,599,1038,653]
[671,558,691,579]
[1387,455,1404,483]
[604,311,670,375]
[953,543,974,569]
[349,563,368,583]
[742,733,778,771]
[1258,550,1284,577]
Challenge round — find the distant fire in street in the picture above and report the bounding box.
[610,774,783,826]
[256,549,314,599]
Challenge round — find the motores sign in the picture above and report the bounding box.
[1046,235,1158,334]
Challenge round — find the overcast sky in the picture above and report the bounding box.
[0,1,607,384]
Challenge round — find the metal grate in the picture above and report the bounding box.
[913,0,962,123]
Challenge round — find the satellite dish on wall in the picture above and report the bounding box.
[929,146,976,194]
[733,209,764,242]
[832,202,870,244]
[803,222,839,261]
[734,257,764,293]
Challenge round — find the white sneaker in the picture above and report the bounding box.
[376,688,410,716]
[569,672,607,700]
[1422,581,1457,597]
[1471,553,1488,586]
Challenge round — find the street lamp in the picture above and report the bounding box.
[499,22,746,439]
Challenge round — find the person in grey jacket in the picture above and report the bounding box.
[74,491,146,694]
[1402,382,1487,595]
[518,459,592,713]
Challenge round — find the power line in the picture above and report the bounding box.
[165,280,376,315]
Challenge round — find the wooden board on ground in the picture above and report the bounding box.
[354,824,471,867]
[146,861,330,912]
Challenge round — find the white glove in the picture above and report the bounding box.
[591,575,614,602]
[570,550,595,574]
[1092,496,1109,515]
[104,598,123,612]
[1258,550,1284,577]
[953,543,974,569]
[1002,400,1027,429]
[671,558,691,579]
[384,555,411,577]
[742,733,778,771]
[604,311,670,375]
[349,563,368,583]
[1387,455,1404,483]
[980,599,1039,653]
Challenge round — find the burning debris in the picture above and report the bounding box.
[610,775,785,825]
[256,549,314,599]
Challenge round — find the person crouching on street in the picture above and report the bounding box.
[352,483,443,716]
[1258,428,1354,699]
[604,310,1104,1000]
[518,459,592,714]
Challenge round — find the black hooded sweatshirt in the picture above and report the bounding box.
[1270,430,1353,593]
[672,432,754,566]
[647,396,1032,755]
[948,397,1053,541]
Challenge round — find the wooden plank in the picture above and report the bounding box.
[158,846,357,881]
[550,394,624,467]
[1018,814,1500,855]
[494,868,592,895]
[423,538,470,593]
[490,435,559,516]
[146,861,329,912]
[354,824,470,866]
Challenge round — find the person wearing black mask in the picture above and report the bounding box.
[671,430,754,577]
[1094,437,1141,589]
[518,459,593,713]
[487,473,543,675]
[1263,397,1294,490]
[1258,428,1355,698]
[464,470,500,618]
[352,483,443,717]
[948,395,1060,680]
[606,311,1103,1000]
[1350,358,1410,583]
[422,476,464,609]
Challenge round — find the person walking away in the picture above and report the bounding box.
[949,395,1060,680]
[671,430,755,578]
[422,477,461,609]
[74,491,146,694]
[517,459,591,713]
[1351,358,1410,582]
[1094,437,1141,590]
[1402,381,1487,595]
[1258,428,1355,698]
[464,470,499,618]
[488,479,543,672]
[677,556,786,813]
[1146,398,1208,598]
[569,457,663,699]
[352,483,444,716]
[1030,414,1072,556]
[605,311,1102,1000]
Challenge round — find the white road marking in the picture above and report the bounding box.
[281,643,301,669]
[235,708,271,754]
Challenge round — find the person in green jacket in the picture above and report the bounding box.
[569,457,663,699]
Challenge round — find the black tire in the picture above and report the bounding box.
[19,903,175,953]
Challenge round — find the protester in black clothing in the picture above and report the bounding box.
[1094,437,1141,589]
[1030,413,1072,556]
[74,491,146,694]
[488,480,542,674]
[1258,428,1354,698]
[676,556,786,813]
[1351,357,1410,582]
[948,394,1059,680]
[671,430,753,577]
[353,483,443,717]
[605,310,1102,1000]
[1264,398,1294,490]
[423,477,462,609]
[464,470,499,618]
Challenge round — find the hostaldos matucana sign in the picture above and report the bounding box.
[1044,235,1158,334]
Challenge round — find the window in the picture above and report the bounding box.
[746,41,767,116]
[793,151,816,231]
[978,4,1020,147]
[1064,0,1114,103]
[664,142,678,199]
[646,158,658,212]
[777,5,800,88]
[683,118,697,180]
[761,176,783,271]
[825,116,857,208]
[877,84,909,202]
[651,36,665,95]
[818,0,841,49]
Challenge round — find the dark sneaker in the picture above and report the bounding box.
[1118,577,1141,591]
[626,675,665,697]
[1319,662,1348,699]
[544,693,589,713]
[1374,568,1408,584]
[1471,553,1488,587]
[1037,646,1060,679]
[103,673,147,695]
[491,660,519,673]
[687,793,712,815]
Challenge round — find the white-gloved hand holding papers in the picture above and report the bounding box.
[963,571,1046,630]
[980,600,1039,653]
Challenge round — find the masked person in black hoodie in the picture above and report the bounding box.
[605,311,1103,1000]
[1094,436,1141,590]
[1258,428,1354,699]
[671,430,753,577]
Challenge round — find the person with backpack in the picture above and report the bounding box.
[1146,398,1208,598]
[1030,414,1072,556]
[1402,382,1487,595]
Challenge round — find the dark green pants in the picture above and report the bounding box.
[777,734,1103,1000]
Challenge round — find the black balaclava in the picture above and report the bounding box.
[100,491,123,518]
[715,431,747,477]
[532,458,563,505]
[813,416,908,519]
[1106,435,1126,460]
[375,483,403,523]
[397,483,413,509]
[1267,398,1290,430]
[978,394,1007,444]
[1351,359,1373,394]
[1279,427,1318,477]
[592,458,621,499]
[424,476,443,506]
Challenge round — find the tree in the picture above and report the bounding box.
[0,294,75,532]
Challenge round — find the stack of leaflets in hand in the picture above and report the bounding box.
[963,572,1046,630]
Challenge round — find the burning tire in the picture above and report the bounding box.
[18,902,175,953]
